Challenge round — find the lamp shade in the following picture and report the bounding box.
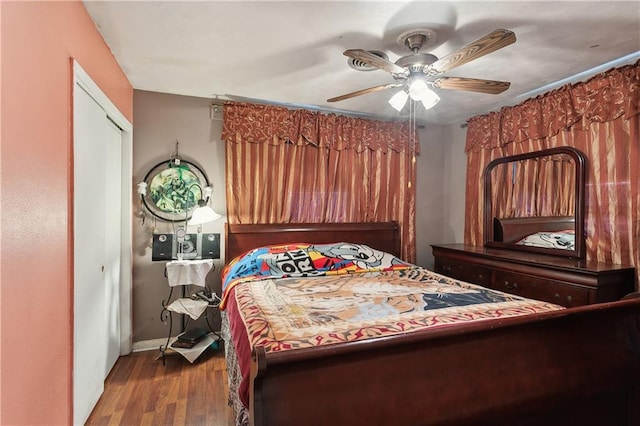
[388,90,409,111]
[409,79,429,101]
[420,88,440,110]
[188,205,221,226]
[390,81,440,112]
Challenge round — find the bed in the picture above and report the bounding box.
[221,222,640,426]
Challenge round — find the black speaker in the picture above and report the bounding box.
[152,234,173,261]
[201,233,220,259]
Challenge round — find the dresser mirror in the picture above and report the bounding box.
[483,147,587,258]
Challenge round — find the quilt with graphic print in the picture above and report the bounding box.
[221,243,565,409]
[220,242,411,309]
[233,268,563,353]
[222,243,563,352]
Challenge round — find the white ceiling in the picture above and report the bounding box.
[84,1,640,125]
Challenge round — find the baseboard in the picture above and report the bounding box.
[132,338,168,353]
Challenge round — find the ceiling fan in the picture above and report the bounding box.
[327,28,516,111]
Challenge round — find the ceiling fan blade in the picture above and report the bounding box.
[327,83,403,102]
[429,29,516,73]
[343,49,409,76]
[433,77,510,94]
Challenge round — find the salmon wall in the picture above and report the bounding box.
[1,1,132,423]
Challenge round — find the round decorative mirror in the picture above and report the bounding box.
[142,158,209,222]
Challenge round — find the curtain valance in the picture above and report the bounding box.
[466,62,640,152]
[222,101,419,154]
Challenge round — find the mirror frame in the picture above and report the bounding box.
[483,147,587,259]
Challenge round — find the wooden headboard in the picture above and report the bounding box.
[224,222,401,263]
[493,216,575,243]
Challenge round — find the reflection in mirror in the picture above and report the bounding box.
[483,147,586,258]
[490,154,575,219]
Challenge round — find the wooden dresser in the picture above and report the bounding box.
[431,244,636,307]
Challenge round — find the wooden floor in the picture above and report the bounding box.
[87,345,236,425]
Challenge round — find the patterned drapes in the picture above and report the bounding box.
[222,102,418,262]
[464,62,640,285]
[223,102,419,154]
[489,155,576,219]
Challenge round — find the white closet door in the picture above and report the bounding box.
[73,85,110,425]
[104,119,122,376]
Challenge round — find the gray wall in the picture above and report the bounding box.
[131,89,468,343]
[414,122,467,269]
[442,123,468,244]
[132,90,227,342]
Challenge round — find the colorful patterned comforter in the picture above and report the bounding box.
[220,242,411,309]
[221,243,564,408]
[233,267,562,353]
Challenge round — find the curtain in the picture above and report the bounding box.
[464,61,639,283]
[490,155,575,219]
[222,102,418,262]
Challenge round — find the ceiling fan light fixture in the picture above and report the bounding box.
[388,90,409,111]
[421,89,441,110]
[409,78,429,101]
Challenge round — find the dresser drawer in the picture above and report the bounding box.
[434,258,491,287]
[493,270,589,307]
[431,244,635,308]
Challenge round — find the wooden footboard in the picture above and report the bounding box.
[249,297,640,426]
